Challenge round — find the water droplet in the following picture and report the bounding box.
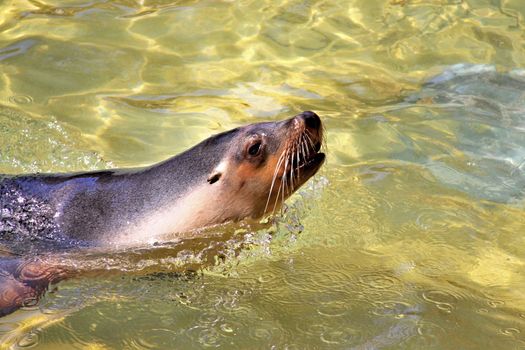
[219,323,234,334]
[8,95,33,105]
[500,328,520,336]
[186,327,221,347]
[317,301,349,317]
[198,313,221,325]
[422,289,459,312]
[17,332,39,348]
[487,299,505,308]
[252,327,272,340]
[359,272,398,289]
[416,321,447,347]
[257,272,277,283]
[319,327,356,345]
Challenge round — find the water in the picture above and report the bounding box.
[1,0,525,348]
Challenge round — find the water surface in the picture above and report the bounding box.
[1,0,525,349]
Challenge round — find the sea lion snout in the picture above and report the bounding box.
[291,111,323,150]
[296,110,321,130]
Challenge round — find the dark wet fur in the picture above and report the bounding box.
[0,131,236,250]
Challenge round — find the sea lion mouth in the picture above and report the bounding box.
[292,117,325,175]
[294,137,325,173]
[298,152,325,172]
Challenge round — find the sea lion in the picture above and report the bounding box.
[0,111,325,316]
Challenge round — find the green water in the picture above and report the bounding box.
[1,0,525,348]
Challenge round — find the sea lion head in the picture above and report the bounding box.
[203,111,325,223]
[38,112,325,244]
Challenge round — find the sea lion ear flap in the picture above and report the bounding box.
[207,161,227,185]
[207,172,221,184]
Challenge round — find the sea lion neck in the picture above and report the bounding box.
[138,128,239,196]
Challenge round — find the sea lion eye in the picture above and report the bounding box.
[248,142,262,156]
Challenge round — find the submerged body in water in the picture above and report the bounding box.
[0,111,325,316]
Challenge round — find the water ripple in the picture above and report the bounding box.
[15,331,39,348]
[358,272,400,290]
[421,289,464,313]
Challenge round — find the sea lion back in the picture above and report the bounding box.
[0,172,123,251]
[0,176,65,251]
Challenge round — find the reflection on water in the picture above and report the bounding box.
[0,105,107,174]
[400,64,525,203]
[1,0,525,348]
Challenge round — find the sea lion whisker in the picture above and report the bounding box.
[265,154,285,213]
[304,132,316,153]
[297,137,307,179]
[264,157,282,214]
[272,174,283,216]
[287,141,297,192]
[282,148,290,197]
[299,136,306,159]
[282,148,292,193]
[294,141,301,187]
[284,143,293,188]
[288,147,295,195]
[280,170,285,216]
[264,149,287,214]
[294,136,302,181]
[298,135,308,159]
[281,143,295,206]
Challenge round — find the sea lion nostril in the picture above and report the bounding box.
[301,111,320,130]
